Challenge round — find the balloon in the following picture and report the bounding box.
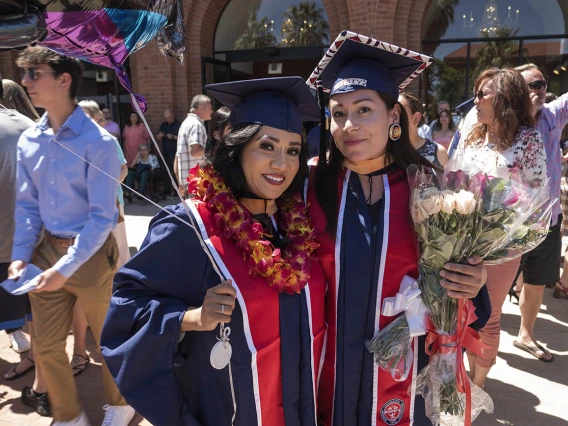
[0,2,47,51]
[0,1,186,111]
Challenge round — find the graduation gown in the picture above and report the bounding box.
[306,165,490,426]
[101,200,327,426]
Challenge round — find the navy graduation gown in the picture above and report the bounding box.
[101,201,326,426]
[306,166,490,426]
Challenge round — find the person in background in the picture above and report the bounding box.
[452,68,547,386]
[0,77,51,417]
[102,107,120,139]
[511,64,568,359]
[545,92,558,104]
[306,107,331,161]
[399,91,449,167]
[419,99,451,140]
[156,108,180,195]
[0,79,34,359]
[431,108,456,150]
[76,100,129,377]
[204,106,231,163]
[124,144,160,201]
[122,112,150,165]
[9,46,133,425]
[176,94,212,195]
[556,122,568,298]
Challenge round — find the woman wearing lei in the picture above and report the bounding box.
[101,77,326,426]
[304,32,490,426]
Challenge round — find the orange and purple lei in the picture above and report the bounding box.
[187,165,319,295]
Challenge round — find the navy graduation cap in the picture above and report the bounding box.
[306,30,433,98]
[205,76,321,136]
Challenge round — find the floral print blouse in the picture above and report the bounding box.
[453,126,547,187]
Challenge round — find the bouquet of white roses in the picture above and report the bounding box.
[367,165,552,426]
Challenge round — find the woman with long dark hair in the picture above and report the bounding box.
[204,106,231,162]
[431,108,456,150]
[304,32,488,426]
[399,91,449,167]
[122,111,149,164]
[101,77,326,426]
[1,79,39,121]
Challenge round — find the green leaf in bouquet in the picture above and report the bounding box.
[366,315,413,380]
[477,227,509,245]
[482,208,515,224]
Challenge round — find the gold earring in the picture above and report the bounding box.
[388,123,402,141]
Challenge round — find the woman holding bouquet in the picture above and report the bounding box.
[304,32,489,426]
[101,77,327,426]
[451,68,549,386]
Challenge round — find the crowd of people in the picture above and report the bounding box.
[0,32,567,426]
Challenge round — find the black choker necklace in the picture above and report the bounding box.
[242,191,273,201]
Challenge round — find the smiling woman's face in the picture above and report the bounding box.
[329,89,398,164]
[240,125,301,200]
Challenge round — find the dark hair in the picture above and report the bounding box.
[1,79,40,120]
[205,107,231,162]
[545,92,558,103]
[399,91,425,127]
[466,68,535,151]
[128,112,141,127]
[315,91,435,236]
[212,123,309,200]
[16,46,83,99]
[432,109,455,132]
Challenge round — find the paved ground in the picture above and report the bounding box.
[1,198,567,425]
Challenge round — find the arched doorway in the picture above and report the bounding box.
[203,0,331,88]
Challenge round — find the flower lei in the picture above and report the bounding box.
[187,165,319,295]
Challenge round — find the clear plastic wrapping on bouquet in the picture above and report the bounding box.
[397,164,553,425]
[407,165,553,268]
[415,351,494,426]
[366,315,413,381]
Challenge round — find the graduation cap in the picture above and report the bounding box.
[205,76,320,136]
[306,31,433,161]
[306,30,433,99]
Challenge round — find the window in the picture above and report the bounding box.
[215,0,329,51]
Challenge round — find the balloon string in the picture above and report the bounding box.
[42,102,236,421]
[229,355,237,425]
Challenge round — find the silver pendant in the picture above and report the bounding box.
[210,325,232,370]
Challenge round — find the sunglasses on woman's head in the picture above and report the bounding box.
[19,68,57,81]
[527,80,547,91]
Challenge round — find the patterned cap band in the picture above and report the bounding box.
[307,31,433,98]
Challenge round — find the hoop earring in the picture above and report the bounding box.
[388,123,402,141]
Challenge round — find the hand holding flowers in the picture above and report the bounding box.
[367,165,552,426]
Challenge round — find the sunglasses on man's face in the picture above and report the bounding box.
[20,68,57,81]
[527,80,547,91]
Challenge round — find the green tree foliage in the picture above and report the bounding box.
[428,58,466,118]
[473,27,524,79]
[281,2,329,47]
[235,10,277,50]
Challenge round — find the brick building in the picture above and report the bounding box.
[1,0,567,132]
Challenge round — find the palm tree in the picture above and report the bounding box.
[473,27,524,79]
[422,0,461,49]
[280,2,329,47]
[235,10,277,50]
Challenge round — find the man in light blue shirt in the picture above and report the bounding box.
[7,47,134,426]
